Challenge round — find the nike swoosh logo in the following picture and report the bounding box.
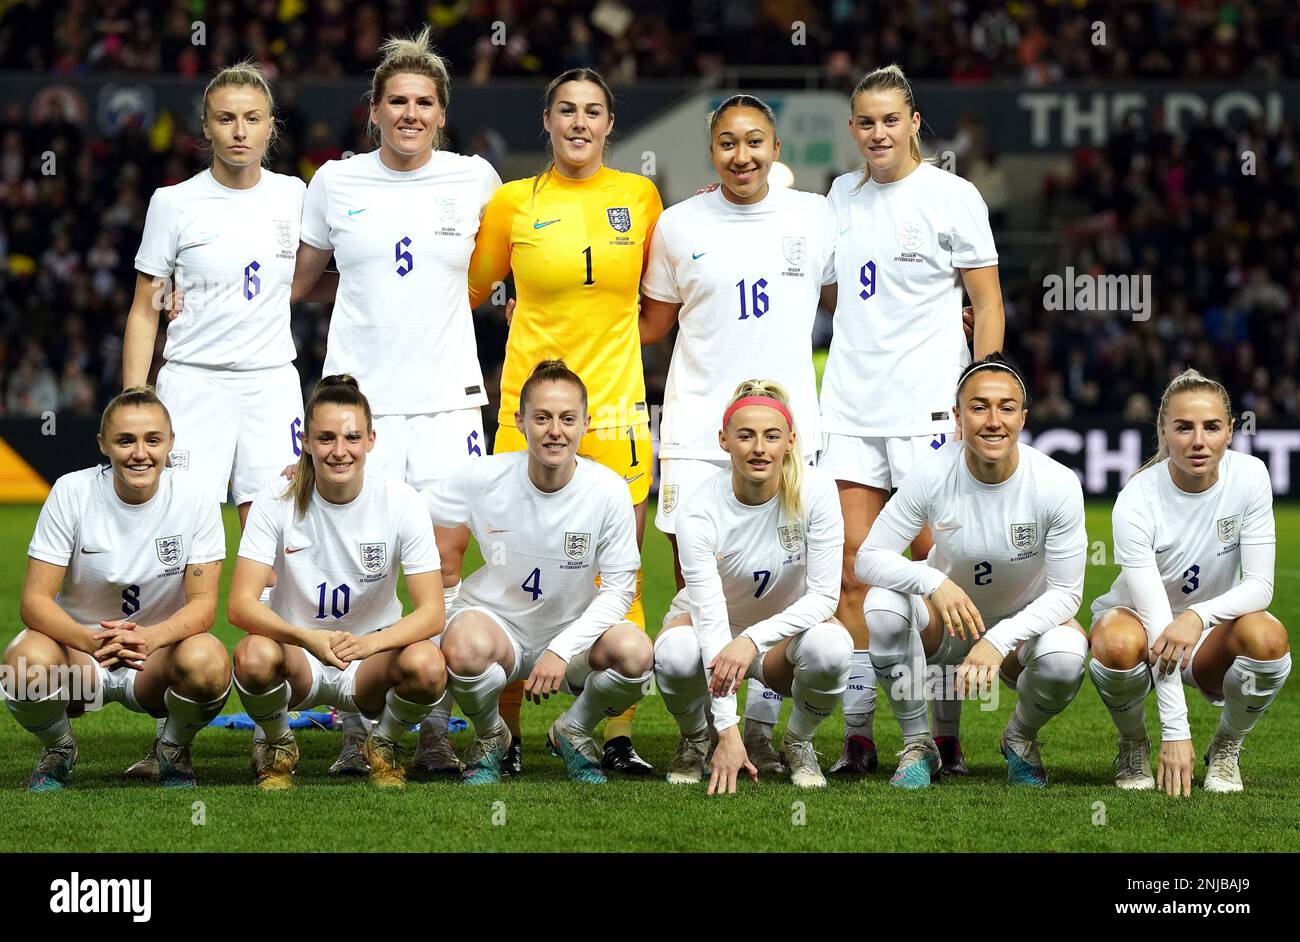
[848,675,865,681]
[933,523,961,532]
[1155,545,1172,554]
[623,472,646,484]
[285,547,307,554]
[692,252,707,260]
[80,547,103,554]
[534,219,560,229]
[347,209,367,216]
[486,528,510,534]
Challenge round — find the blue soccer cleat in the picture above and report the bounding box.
[1001,734,1048,787]
[29,734,78,793]
[547,715,607,784]
[890,737,941,789]
[157,738,196,788]
[461,725,512,785]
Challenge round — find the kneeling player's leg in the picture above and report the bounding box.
[233,635,312,741]
[441,611,515,738]
[1008,621,1088,740]
[4,630,87,790]
[129,634,231,786]
[762,623,852,789]
[565,622,652,736]
[652,619,710,737]
[864,588,930,741]
[353,641,448,742]
[1087,609,1152,741]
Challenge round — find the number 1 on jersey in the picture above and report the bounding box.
[521,567,543,601]
[582,246,594,285]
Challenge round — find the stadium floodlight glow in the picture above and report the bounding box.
[769,161,794,189]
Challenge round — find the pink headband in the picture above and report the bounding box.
[723,395,793,431]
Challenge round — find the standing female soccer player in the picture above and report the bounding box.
[1088,369,1288,796]
[423,361,652,785]
[820,64,1005,776]
[654,380,852,792]
[3,388,230,790]
[291,28,501,776]
[857,356,1088,788]
[467,68,662,775]
[227,375,448,790]
[640,94,836,774]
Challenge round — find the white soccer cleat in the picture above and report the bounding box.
[665,731,710,784]
[781,738,826,789]
[1114,737,1156,791]
[1203,730,1244,794]
[743,726,788,776]
[412,721,463,776]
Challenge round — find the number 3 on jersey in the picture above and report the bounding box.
[521,567,543,601]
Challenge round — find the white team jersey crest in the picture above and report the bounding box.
[782,236,806,266]
[778,523,804,552]
[897,220,925,251]
[1216,515,1240,544]
[168,449,189,472]
[661,484,679,515]
[274,219,293,250]
[564,531,592,560]
[1010,522,1038,550]
[360,542,387,573]
[155,535,183,566]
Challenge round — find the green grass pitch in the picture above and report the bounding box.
[1,502,1297,853]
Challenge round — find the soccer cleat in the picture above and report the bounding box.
[1001,733,1048,787]
[743,727,788,776]
[665,731,710,784]
[253,733,299,790]
[828,734,878,776]
[327,732,371,777]
[157,738,196,788]
[782,738,827,789]
[412,722,463,777]
[1114,737,1156,791]
[28,734,78,793]
[935,735,968,776]
[890,737,941,789]
[122,738,161,781]
[600,735,654,776]
[548,716,608,784]
[461,725,512,785]
[500,734,523,777]
[363,734,407,789]
[1203,730,1244,793]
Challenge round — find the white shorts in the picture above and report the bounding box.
[157,361,304,505]
[1090,606,1223,705]
[819,431,951,490]
[444,604,595,691]
[370,409,485,492]
[654,458,726,535]
[88,662,151,715]
[293,654,366,715]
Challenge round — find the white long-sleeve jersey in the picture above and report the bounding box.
[675,466,843,730]
[856,440,1087,658]
[1092,450,1276,740]
[421,453,640,662]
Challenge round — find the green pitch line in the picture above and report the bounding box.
[0,503,1296,852]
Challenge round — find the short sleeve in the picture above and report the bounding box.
[597,481,641,576]
[945,180,998,269]
[421,465,475,529]
[477,160,503,215]
[28,477,79,566]
[820,198,838,286]
[1240,459,1276,545]
[134,191,180,278]
[236,489,284,566]
[189,496,227,565]
[397,485,441,575]
[299,163,333,250]
[640,218,680,304]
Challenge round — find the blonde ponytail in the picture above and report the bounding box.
[849,63,926,192]
[1137,368,1234,475]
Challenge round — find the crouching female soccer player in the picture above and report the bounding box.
[422,360,652,785]
[654,381,852,793]
[4,387,230,790]
[1089,369,1289,796]
[857,356,1089,788]
[227,375,448,790]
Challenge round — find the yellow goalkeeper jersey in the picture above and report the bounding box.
[469,165,663,430]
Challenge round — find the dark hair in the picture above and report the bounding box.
[518,359,588,414]
[285,375,373,518]
[707,94,777,136]
[100,385,172,439]
[532,68,616,199]
[955,352,1030,410]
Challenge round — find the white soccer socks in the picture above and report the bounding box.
[1219,653,1291,741]
[5,687,72,746]
[653,626,710,737]
[785,624,853,742]
[375,687,439,741]
[865,588,930,740]
[447,662,508,736]
[234,677,291,741]
[843,649,877,740]
[163,684,231,745]
[566,668,652,735]
[744,677,783,728]
[1011,626,1087,738]
[1087,660,1151,741]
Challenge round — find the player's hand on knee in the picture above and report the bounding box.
[524,650,566,704]
[331,631,377,663]
[1157,739,1194,798]
[302,630,348,669]
[707,727,756,795]
[929,579,984,640]
[1149,611,1202,676]
[707,637,757,697]
[957,639,1002,698]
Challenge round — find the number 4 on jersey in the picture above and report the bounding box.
[521,567,543,601]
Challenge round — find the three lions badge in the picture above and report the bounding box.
[607,207,631,233]
[1217,516,1240,544]
[156,535,183,566]
[778,524,804,552]
[1010,523,1037,550]
[360,543,387,574]
[565,532,592,560]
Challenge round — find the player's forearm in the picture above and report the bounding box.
[368,603,444,652]
[547,575,635,662]
[122,302,160,388]
[855,543,944,597]
[227,593,312,647]
[18,596,97,655]
[983,556,1084,656]
[741,590,838,654]
[296,270,337,304]
[972,300,1005,359]
[139,595,217,650]
[1187,543,1275,630]
[1125,563,1191,740]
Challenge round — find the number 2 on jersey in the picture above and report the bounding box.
[521,567,543,601]
[973,561,992,586]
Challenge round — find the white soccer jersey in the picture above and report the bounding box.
[301,150,501,415]
[422,452,640,662]
[642,186,835,459]
[135,169,302,371]
[238,475,439,635]
[1092,451,1276,740]
[675,466,843,728]
[820,163,998,437]
[28,467,225,629]
[857,441,1087,656]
